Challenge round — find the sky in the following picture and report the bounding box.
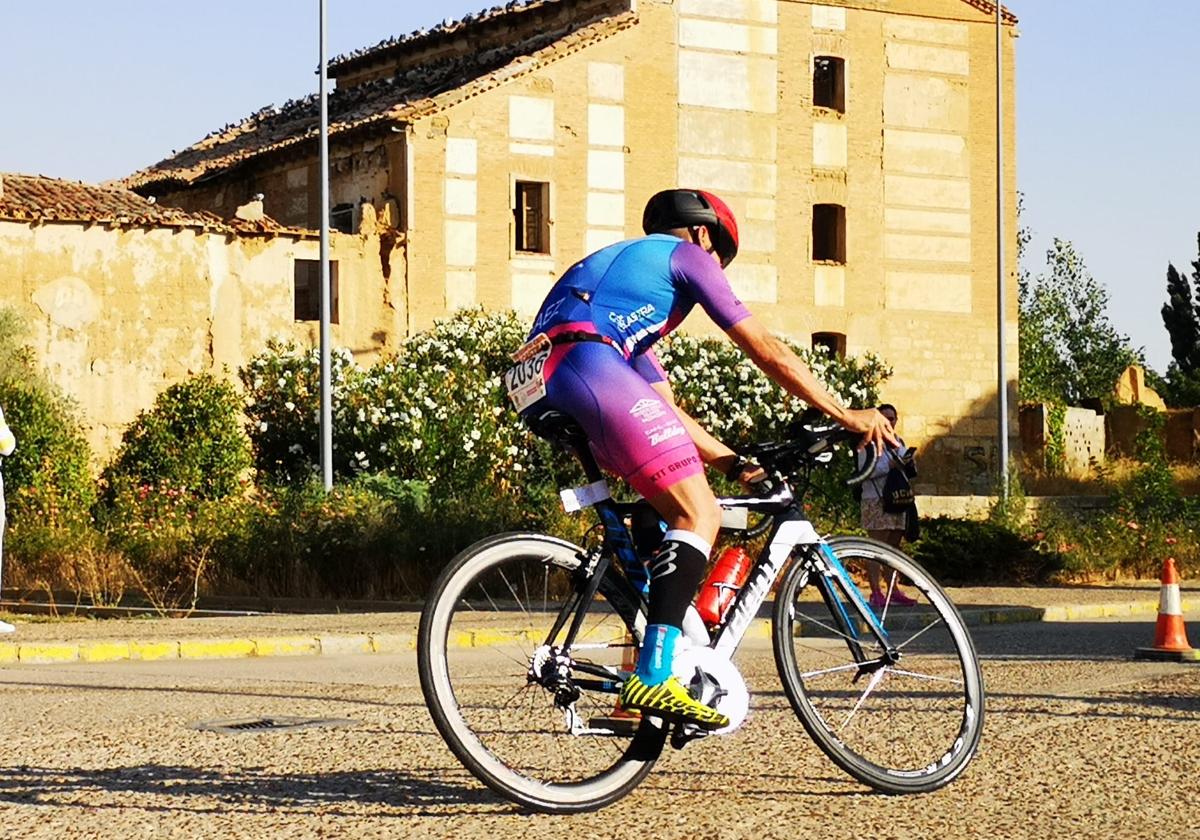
[2,1,1198,373]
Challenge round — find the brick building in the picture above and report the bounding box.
[116,0,1013,489]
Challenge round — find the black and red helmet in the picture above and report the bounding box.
[642,189,740,268]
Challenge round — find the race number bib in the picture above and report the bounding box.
[504,333,551,413]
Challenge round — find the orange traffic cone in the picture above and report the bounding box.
[1134,558,1200,662]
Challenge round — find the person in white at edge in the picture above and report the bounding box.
[0,406,16,633]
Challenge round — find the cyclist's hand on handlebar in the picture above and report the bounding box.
[741,465,768,486]
[721,455,767,486]
[840,407,900,454]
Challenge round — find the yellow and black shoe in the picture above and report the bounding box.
[619,674,729,730]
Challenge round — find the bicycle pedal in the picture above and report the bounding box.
[587,712,641,737]
[670,722,710,750]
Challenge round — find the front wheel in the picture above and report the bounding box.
[418,532,666,813]
[772,536,984,793]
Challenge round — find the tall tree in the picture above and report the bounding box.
[1019,238,1140,406]
[1158,234,1200,406]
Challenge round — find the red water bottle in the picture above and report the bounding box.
[696,546,752,627]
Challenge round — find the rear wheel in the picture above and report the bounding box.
[418,532,665,813]
[772,537,984,793]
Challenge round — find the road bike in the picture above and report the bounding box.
[418,410,985,813]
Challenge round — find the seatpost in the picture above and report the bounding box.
[570,441,605,484]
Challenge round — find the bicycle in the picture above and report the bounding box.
[418,410,985,813]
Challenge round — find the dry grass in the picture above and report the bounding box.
[1019,457,1200,497]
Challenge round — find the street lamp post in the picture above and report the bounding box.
[318,0,333,492]
[996,2,1009,497]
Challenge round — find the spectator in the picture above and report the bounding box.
[857,403,918,608]
[0,405,14,633]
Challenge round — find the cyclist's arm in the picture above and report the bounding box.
[648,380,731,464]
[725,316,898,453]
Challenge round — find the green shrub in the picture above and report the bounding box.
[209,475,473,600]
[910,517,1063,584]
[0,382,96,524]
[102,373,252,502]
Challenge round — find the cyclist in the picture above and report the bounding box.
[509,189,897,729]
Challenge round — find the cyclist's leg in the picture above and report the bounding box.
[538,345,727,727]
[619,473,728,729]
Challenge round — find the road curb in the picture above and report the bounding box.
[0,602,1189,667]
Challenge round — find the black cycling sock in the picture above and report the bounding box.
[630,502,666,559]
[646,531,710,628]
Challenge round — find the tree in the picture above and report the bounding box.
[1019,237,1140,406]
[1157,234,1200,407]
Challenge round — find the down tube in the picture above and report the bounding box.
[713,514,822,659]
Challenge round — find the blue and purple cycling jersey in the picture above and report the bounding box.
[525,234,751,498]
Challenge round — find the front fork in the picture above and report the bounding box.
[807,544,900,675]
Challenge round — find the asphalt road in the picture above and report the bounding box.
[0,619,1197,840]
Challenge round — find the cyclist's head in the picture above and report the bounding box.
[642,189,739,268]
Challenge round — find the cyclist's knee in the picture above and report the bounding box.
[647,477,721,545]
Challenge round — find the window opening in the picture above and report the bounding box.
[330,203,354,234]
[813,56,846,113]
[294,259,339,323]
[811,332,846,359]
[812,204,846,264]
[514,181,550,254]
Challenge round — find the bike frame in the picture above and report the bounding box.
[546,481,895,687]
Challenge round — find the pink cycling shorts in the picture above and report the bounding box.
[537,340,704,499]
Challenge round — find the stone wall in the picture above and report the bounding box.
[1020,403,1106,473]
[0,219,404,458]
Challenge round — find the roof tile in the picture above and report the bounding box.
[0,174,306,236]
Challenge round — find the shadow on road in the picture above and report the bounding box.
[0,764,504,816]
[0,679,425,710]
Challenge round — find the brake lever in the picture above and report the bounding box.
[845,438,878,486]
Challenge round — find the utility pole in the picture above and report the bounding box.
[995,2,1009,497]
[318,0,333,491]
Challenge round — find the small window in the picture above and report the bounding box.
[294,259,339,323]
[330,203,354,234]
[514,180,550,254]
[813,56,846,113]
[812,332,846,359]
[812,204,846,264]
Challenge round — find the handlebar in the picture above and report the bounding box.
[739,409,879,488]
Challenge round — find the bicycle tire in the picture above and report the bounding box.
[418,532,666,813]
[772,536,984,793]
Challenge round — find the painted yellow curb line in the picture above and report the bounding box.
[0,603,1187,666]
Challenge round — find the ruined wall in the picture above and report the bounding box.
[0,219,404,458]
[156,141,396,232]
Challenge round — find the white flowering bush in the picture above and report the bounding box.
[240,340,366,483]
[233,311,892,589]
[655,333,891,448]
[239,310,564,529]
[657,333,892,531]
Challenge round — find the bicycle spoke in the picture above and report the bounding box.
[886,667,966,687]
[775,538,984,793]
[840,666,887,729]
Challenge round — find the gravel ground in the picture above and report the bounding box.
[0,621,1197,839]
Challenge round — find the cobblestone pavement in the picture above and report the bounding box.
[0,619,1196,840]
